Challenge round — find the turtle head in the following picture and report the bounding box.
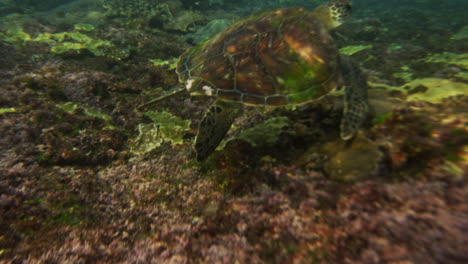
[312,0,352,30]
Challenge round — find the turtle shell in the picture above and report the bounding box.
[177,8,343,106]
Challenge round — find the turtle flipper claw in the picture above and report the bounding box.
[194,101,242,161]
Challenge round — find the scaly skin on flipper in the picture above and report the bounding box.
[195,101,242,161]
[339,55,368,140]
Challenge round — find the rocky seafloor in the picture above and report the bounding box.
[0,0,467,263]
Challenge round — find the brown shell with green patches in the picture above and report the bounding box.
[177,7,343,106]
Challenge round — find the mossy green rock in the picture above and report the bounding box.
[322,134,382,181]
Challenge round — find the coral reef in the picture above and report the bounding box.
[0,0,467,263]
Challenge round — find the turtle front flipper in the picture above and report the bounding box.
[195,100,242,161]
[339,55,369,140]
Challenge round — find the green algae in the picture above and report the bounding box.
[392,72,413,82]
[388,44,402,50]
[144,111,191,144]
[34,31,112,56]
[393,66,414,82]
[150,58,179,70]
[0,107,16,114]
[401,66,411,71]
[0,23,115,57]
[237,116,289,147]
[0,24,31,45]
[57,102,115,129]
[130,111,191,155]
[404,78,468,103]
[370,77,468,104]
[33,29,128,60]
[83,108,113,124]
[455,71,468,81]
[423,52,468,70]
[282,52,328,104]
[56,102,79,113]
[74,23,95,32]
[131,124,164,155]
[373,113,393,126]
[339,45,372,56]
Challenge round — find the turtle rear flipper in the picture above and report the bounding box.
[195,101,242,161]
[339,56,369,140]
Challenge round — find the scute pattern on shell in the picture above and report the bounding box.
[177,8,343,106]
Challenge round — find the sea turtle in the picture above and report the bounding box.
[141,0,368,161]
